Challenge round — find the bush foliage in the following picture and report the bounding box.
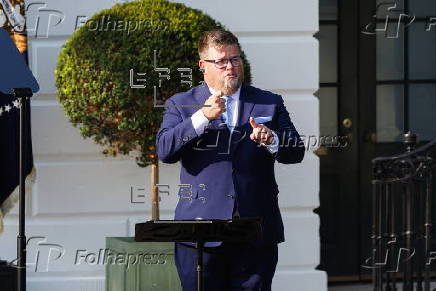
[55,0,251,167]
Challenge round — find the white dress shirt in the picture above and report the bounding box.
[191,86,279,154]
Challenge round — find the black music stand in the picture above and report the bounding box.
[135,218,262,291]
[0,28,40,291]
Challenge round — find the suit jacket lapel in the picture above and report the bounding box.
[231,84,256,155]
[236,84,255,128]
[195,82,212,107]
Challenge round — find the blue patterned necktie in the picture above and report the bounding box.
[223,96,234,130]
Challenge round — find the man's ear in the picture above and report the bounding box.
[198,60,206,74]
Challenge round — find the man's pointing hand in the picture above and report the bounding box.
[249,117,274,145]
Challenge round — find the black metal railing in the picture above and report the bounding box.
[371,132,436,291]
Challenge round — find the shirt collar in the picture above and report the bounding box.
[208,85,241,100]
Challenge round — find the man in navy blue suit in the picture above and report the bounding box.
[156,29,305,291]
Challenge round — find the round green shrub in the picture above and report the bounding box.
[55,0,252,167]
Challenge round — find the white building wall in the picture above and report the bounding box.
[0,0,325,290]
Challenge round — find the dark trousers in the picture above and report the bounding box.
[174,242,278,291]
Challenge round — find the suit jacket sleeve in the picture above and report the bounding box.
[272,97,305,164]
[155,98,200,164]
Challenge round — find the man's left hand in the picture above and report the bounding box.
[249,117,274,145]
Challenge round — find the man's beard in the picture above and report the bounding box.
[218,72,243,95]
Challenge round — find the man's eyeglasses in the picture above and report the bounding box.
[203,56,242,69]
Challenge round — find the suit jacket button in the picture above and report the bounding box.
[227,194,235,199]
[182,136,189,142]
